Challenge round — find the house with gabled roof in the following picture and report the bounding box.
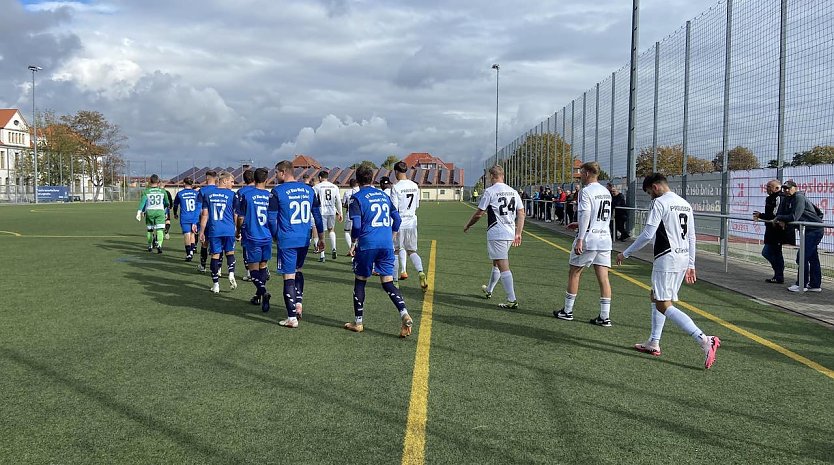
[0,109,32,198]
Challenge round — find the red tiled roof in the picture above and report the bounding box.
[402,152,455,171]
[292,154,322,169]
[0,109,20,127]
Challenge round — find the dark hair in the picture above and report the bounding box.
[394,161,408,173]
[205,170,218,179]
[254,167,269,184]
[150,174,160,184]
[356,165,374,185]
[243,169,254,184]
[183,177,193,186]
[275,160,293,173]
[318,171,329,180]
[642,173,668,192]
[379,176,391,186]
[349,178,357,187]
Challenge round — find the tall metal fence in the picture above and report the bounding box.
[487,0,834,273]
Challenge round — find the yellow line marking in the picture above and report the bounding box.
[0,230,22,237]
[524,228,834,380]
[0,232,125,238]
[402,240,437,465]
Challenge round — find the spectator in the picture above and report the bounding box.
[753,179,793,284]
[521,190,532,216]
[608,184,629,241]
[532,188,541,220]
[566,185,580,223]
[543,188,554,222]
[775,180,824,292]
[555,187,566,223]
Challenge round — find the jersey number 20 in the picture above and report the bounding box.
[290,201,312,224]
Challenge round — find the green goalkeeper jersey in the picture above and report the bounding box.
[138,187,170,213]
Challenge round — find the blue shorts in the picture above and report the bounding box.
[244,241,272,264]
[277,246,308,275]
[180,222,198,234]
[208,236,235,255]
[353,247,395,278]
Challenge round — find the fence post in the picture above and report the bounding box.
[595,82,600,163]
[776,0,787,181]
[719,0,734,256]
[798,224,806,291]
[571,99,576,186]
[626,0,640,234]
[562,106,567,185]
[682,20,691,198]
[582,91,587,162]
[652,41,660,173]
[547,116,552,186]
[610,72,616,179]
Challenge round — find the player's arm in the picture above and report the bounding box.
[335,189,343,222]
[172,193,181,218]
[513,200,525,247]
[136,192,147,220]
[312,192,325,236]
[572,192,592,253]
[164,191,172,208]
[235,196,245,239]
[199,205,209,243]
[391,203,402,233]
[267,192,279,241]
[464,209,485,232]
[685,214,698,283]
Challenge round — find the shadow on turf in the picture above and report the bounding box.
[0,348,243,462]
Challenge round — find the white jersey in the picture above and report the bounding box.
[479,182,523,241]
[342,186,359,210]
[314,181,342,216]
[391,178,420,229]
[575,182,612,251]
[625,191,696,272]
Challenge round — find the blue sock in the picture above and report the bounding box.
[210,258,221,283]
[250,269,263,295]
[185,246,191,255]
[283,279,297,317]
[382,281,408,314]
[226,254,236,275]
[200,246,208,266]
[353,279,367,321]
[258,269,268,294]
[295,271,305,303]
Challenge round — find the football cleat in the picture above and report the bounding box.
[185,255,193,262]
[261,293,271,313]
[164,233,170,240]
[318,256,326,263]
[553,309,574,321]
[278,318,298,328]
[589,315,612,327]
[481,285,492,299]
[197,264,207,272]
[400,272,408,280]
[498,300,518,309]
[704,336,721,369]
[634,342,662,357]
[229,274,237,290]
[332,249,337,260]
[344,322,364,333]
[399,314,413,338]
[250,294,262,306]
[419,272,428,291]
[147,246,153,252]
[157,246,163,254]
[241,274,252,282]
[211,283,220,294]
[295,302,303,319]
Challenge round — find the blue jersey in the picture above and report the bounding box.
[268,181,324,249]
[349,186,402,250]
[199,184,218,234]
[234,185,255,217]
[202,187,236,238]
[239,187,272,244]
[174,188,201,224]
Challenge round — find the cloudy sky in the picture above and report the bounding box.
[2,0,719,181]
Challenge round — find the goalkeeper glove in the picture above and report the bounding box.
[135,211,142,221]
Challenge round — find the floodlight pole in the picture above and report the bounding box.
[492,64,500,167]
[29,65,42,203]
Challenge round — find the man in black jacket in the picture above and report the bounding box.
[608,184,629,241]
[775,180,825,292]
[753,179,792,283]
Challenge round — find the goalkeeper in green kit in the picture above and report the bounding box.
[136,174,170,253]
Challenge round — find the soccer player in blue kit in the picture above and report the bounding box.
[344,165,413,338]
[235,169,256,282]
[199,171,238,294]
[236,168,273,312]
[173,177,201,261]
[268,160,325,328]
[197,170,218,272]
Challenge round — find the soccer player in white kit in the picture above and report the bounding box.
[464,165,525,309]
[314,171,343,261]
[342,178,360,250]
[616,173,721,369]
[554,162,614,326]
[390,161,428,290]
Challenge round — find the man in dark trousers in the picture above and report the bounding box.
[753,179,792,284]
[776,180,825,292]
[609,184,629,241]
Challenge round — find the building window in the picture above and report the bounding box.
[423,192,430,199]
[440,189,446,195]
[0,151,4,169]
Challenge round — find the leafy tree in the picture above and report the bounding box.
[712,146,760,171]
[636,145,712,177]
[598,169,610,181]
[790,145,834,166]
[504,132,575,186]
[381,155,400,170]
[38,110,83,186]
[350,160,378,170]
[61,110,127,200]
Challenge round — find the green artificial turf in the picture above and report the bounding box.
[1,202,832,464]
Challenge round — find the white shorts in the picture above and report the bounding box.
[396,227,418,251]
[344,218,352,232]
[651,270,687,302]
[322,215,336,230]
[568,249,611,268]
[487,240,512,260]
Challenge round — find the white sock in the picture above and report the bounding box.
[500,270,516,302]
[344,232,352,249]
[329,231,337,251]
[650,304,666,344]
[399,309,409,318]
[664,306,706,344]
[410,253,424,273]
[487,266,501,292]
[564,292,576,314]
[599,297,611,320]
[399,249,408,273]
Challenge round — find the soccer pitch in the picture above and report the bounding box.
[1,202,833,464]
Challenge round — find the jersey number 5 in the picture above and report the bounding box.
[498,196,516,216]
